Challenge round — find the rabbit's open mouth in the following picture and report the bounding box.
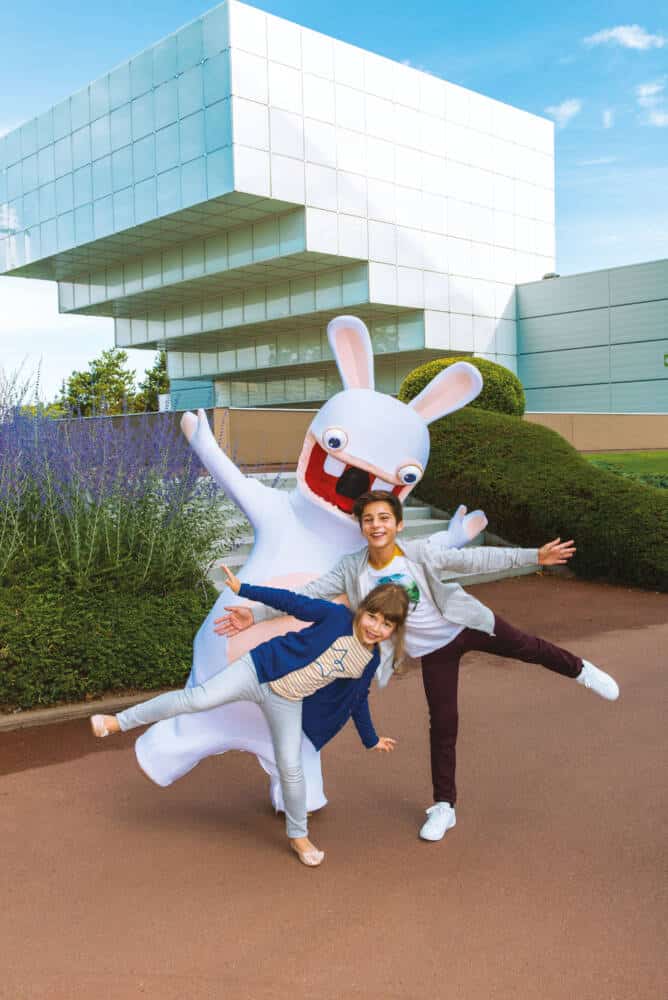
[303,442,402,515]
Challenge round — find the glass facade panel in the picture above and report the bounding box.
[179,111,205,163]
[204,100,231,153]
[178,65,204,118]
[37,145,55,184]
[206,146,232,197]
[133,135,156,182]
[22,189,39,227]
[54,136,73,178]
[53,100,71,141]
[7,163,22,199]
[111,146,133,190]
[113,187,134,230]
[20,119,38,157]
[203,5,229,58]
[154,79,178,130]
[91,115,111,160]
[110,106,132,150]
[39,182,56,220]
[74,203,94,243]
[92,157,113,200]
[157,166,181,214]
[130,50,153,98]
[134,176,156,223]
[109,64,131,110]
[71,89,90,131]
[203,52,230,106]
[73,165,93,206]
[156,123,180,172]
[90,77,110,121]
[153,37,177,86]
[181,157,207,206]
[72,126,91,170]
[93,195,114,238]
[177,19,203,73]
[57,211,75,249]
[37,111,54,149]
[55,173,74,213]
[237,344,256,369]
[131,93,154,140]
[22,154,38,193]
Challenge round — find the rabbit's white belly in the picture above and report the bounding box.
[134,490,361,811]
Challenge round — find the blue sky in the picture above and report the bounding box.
[1,0,667,400]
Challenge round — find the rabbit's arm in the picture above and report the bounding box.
[184,409,270,527]
[432,505,488,549]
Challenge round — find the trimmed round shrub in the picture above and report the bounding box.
[400,404,668,592]
[399,356,526,416]
[0,583,217,711]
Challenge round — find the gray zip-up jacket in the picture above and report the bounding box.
[249,534,539,683]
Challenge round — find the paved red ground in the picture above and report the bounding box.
[1,575,666,1000]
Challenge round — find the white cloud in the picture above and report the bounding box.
[648,109,668,127]
[636,79,665,106]
[544,98,583,128]
[584,25,666,50]
[602,108,614,128]
[635,78,668,126]
[578,156,617,166]
[0,276,156,402]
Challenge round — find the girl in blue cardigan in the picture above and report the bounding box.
[91,566,408,867]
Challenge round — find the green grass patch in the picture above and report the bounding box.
[584,451,668,476]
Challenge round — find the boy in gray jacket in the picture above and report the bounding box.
[216,490,619,842]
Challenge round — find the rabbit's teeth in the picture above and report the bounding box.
[324,454,346,477]
[371,476,394,491]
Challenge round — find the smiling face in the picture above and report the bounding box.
[355,609,397,648]
[358,500,402,554]
[296,388,430,521]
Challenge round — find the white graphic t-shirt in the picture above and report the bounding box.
[367,548,464,658]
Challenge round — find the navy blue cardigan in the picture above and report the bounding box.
[239,583,380,751]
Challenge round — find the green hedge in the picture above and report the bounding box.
[0,583,217,711]
[408,407,668,591]
[399,356,526,416]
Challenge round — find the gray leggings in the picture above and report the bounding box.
[117,654,307,838]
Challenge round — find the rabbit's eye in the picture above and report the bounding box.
[397,464,422,486]
[323,428,348,451]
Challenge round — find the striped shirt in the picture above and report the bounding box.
[269,634,373,701]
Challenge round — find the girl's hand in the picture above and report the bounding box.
[221,564,242,594]
[538,538,576,566]
[213,606,254,636]
[371,736,397,753]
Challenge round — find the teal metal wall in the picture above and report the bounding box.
[517,259,668,413]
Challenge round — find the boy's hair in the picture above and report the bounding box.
[353,490,404,525]
[355,582,409,666]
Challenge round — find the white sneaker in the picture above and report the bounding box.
[576,660,620,701]
[419,802,456,841]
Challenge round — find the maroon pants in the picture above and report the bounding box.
[420,615,583,805]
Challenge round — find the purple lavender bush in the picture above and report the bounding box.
[0,404,240,594]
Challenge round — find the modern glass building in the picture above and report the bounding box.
[0,0,557,409]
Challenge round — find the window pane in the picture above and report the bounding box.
[133,134,155,182]
[109,64,131,109]
[110,106,132,150]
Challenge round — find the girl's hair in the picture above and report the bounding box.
[355,583,409,666]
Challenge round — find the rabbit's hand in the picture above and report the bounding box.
[445,504,488,548]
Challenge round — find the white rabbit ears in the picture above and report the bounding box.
[327,315,374,390]
[408,362,483,425]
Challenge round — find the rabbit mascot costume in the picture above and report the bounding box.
[135,316,486,813]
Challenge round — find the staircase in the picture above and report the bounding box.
[210,471,538,592]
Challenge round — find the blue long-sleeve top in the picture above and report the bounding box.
[238,583,381,751]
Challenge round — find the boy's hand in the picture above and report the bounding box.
[220,564,242,594]
[370,736,397,753]
[214,606,254,636]
[538,538,576,565]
